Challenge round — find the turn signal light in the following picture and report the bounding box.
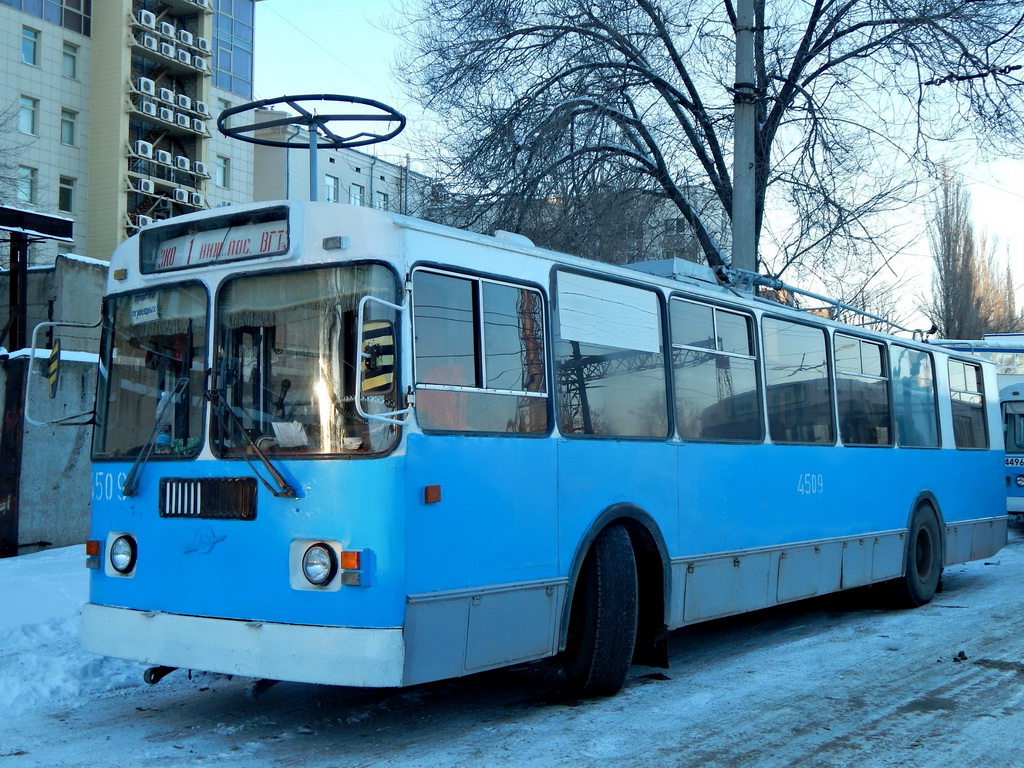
[340,550,361,570]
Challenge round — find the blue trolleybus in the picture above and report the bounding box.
[932,334,1024,515]
[79,201,1007,696]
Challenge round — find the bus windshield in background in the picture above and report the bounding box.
[212,263,400,457]
[93,284,208,459]
[138,206,289,274]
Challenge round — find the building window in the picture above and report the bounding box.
[216,98,231,128]
[19,96,38,135]
[375,191,389,210]
[325,174,340,203]
[17,166,38,204]
[22,27,39,66]
[60,109,77,145]
[214,155,230,188]
[58,176,75,213]
[62,42,78,79]
[212,0,255,98]
[349,183,364,206]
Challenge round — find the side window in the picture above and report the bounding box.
[834,334,892,446]
[762,318,834,444]
[412,270,547,433]
[554,271,668,438]
[891,346,940,448]
[948,359,988,449]
[670,298,761,441]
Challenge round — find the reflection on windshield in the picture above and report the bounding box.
[93,285,208,459]
[213,264,399,456]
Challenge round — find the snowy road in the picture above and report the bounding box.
[5,520,1024,767]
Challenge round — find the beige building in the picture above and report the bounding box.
[2,0,259,266]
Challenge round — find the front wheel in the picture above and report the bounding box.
[561,524,638,697]
[891,504,942,607]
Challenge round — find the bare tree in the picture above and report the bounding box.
[924,167,1023,338]
[395,0,1024,280]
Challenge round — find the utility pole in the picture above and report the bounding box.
[731,0,758,273]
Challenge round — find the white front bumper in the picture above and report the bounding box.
[80,603,406,687]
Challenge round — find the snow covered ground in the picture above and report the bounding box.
[4,522,1024,766]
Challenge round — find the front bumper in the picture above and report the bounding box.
[80,603,406,687]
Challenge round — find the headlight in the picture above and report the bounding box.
[301,543,337,586]
[110,535,137,574]
[1015,475,1024,488]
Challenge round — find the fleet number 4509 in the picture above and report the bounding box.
[797,472,824,495]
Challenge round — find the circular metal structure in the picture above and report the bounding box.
[217,93,406,150]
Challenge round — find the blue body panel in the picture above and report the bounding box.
[90,456,407,627]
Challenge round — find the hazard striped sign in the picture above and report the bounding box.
[361,321,395,394]
[46,340,60,399]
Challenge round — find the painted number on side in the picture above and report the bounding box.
[797,473,824,495]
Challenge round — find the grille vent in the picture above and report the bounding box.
[158,477,257,520]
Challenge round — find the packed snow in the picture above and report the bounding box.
[4,523,1024,766]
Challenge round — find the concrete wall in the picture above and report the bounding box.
[1,253,104,552]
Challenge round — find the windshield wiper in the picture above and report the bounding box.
[122,376,188,497]
[206,386,299,499]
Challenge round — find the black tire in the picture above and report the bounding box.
[561,524,638,697]
[891,504,942,607]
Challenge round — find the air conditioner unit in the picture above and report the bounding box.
[193,0,209,9]
[142,34,158,51]
[136,215,154,228]
[155,150,172,165]
[173,188,189,203]
[190,192,205,207]
[192,55,207,72]
[194,100,210,117]
[137,77,156,95]
[137,179,155,194]
[159,107,174,122]
[158,87,174,103]
[140,100,157,117]
[159,21,175,38]
[175,113,190,128]
[175,155,191,171]
[176,94,191,110]
[196,36,211,53]
[177,49,191,65]
[134,140,154,158]
[192,118,206,133]
[160,42,175,58]
[177,30,193,46]
[137,9,156,28]
[193,161,208,176]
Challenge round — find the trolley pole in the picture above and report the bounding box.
[731,0,758,273]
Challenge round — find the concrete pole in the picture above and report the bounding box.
[732,0,757,272]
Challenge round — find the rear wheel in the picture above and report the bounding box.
[891,504,942,607]
[561,524,638,697]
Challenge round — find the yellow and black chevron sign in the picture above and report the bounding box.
[361,321,395,394]
[46,340,60,399]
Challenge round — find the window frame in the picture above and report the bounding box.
[22,27,40,66]
[761,314,837,446]
[60,108,78,146]
[411,266,550,436]
[62,41,78,79]
[833,332,893,447]
[19,96,39,135]
[16,166,38,204]
[58,175,75,213]
[947,357,989,450]
[669,295,763,443]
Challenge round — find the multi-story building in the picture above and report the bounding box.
[252,108,431,217]
[1,0,260,266]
